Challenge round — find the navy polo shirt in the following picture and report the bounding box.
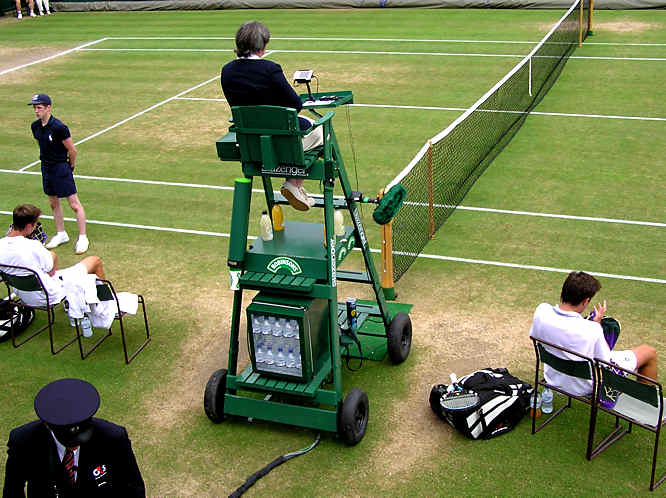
[30,115,71,166]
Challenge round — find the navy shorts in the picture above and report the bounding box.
[42,162,77,198]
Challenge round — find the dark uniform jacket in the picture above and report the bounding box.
[221,58,310,130]
[2,418,145,498]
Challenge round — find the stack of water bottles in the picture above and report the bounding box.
[251,314,302,377]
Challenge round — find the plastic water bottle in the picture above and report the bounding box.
[260,210,273,241]
[271,204,284,231]
[63,301,75,327]
[262,316,272,349]
[80,316,93,338]
[286,347,296,368]
[255,342,264,364]
[264,345,274,365]
[542,388,554,414]
[334,209,345,236]
[530,391,542,418]
[275,346,286,367]
[252,314,262,342]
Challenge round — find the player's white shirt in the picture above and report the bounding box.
[0,236,65,307]
[529,302,610,396]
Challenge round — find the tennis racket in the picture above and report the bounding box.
[6,222,47,245]
[440,373,481,411]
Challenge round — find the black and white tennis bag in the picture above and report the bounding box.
[429,367,532,440]
[0,297,34,343]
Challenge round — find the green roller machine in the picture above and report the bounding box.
[204,90,412,445]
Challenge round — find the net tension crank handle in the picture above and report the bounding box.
[349,191,380,204]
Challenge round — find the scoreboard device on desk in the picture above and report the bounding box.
[206,88,413,446]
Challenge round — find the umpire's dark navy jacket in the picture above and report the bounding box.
[221,58,311,131]
[2,418,145,497]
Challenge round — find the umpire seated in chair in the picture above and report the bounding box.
[2,378,145,497]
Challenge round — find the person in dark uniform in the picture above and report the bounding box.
[29,94,89,255]
[221,21,323,211]
[2,378,145,497]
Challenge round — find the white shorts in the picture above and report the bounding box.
[300,116,324,151]
[55,262,88,281]
[609,349,638,372]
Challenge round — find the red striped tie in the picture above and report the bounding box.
[63,447,76,484]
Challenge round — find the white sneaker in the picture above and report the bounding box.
[46,231,69,249]
[29,10,36,16]
[46,9,51,13]
[300,187,316,208]
[280,182,310,211]
[17,12,22,19]
[75,235,89,254]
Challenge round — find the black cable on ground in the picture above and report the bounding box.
[228,433,321,498]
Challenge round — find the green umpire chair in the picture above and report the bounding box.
[589,358,666,491]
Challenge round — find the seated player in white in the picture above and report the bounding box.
[0,204,105,308]
[529,271,657,398]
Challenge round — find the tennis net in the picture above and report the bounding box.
[384,0,590,284]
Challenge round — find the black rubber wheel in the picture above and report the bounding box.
[339,388,369,446]
[204,369,227,423]
[387,312,412,364]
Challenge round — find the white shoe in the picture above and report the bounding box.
[29,10,36,16]
[17,12,22,19]
[301,187,316,208]
[39,11,43,15]
[75,235,89,254]
[280,182,310,211]
[46,232,69,249]
[46,9,51,13]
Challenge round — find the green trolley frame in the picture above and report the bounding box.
[205,91,412,445]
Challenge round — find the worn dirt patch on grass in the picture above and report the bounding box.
[596,21,659,33]
[0,46,65,82]
[141,281,243,434]
[370,280,533,483]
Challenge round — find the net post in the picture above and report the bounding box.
[379,189,397,300]
[578,0,583,47]
[427,140,435,239]
[588,0,595,35]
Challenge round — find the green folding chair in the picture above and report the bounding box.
[75,279,150,364]
[531,336,598,458]
[589,358,666,490]
[0,264,76,354]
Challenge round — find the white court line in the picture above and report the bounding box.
[81,47,526,58]
[79,47,666,62]
[103,36,666,47]
[0,38,108,77]
[403,253,666,285]
[18,75,220,172]
[177,97,227,102]
[1,210,662,284]
[173,98,666,122]
[82,48,233,52]
[1,169,663,228]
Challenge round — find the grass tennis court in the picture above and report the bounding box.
[1,6,664,494]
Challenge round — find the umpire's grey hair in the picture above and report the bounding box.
[235,21,271,58]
